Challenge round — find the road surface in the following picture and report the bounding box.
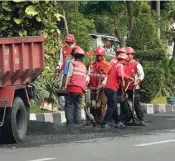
[1,113,175,161]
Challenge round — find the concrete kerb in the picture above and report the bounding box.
[30,104,175,124]
[141,103,175,114]
[30,109,86,124]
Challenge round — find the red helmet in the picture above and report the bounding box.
[105,41,110,47]
[95,46,106,56]
[74,47,85,55]
[115,47,126,54]
[126,47,135,55]
[65,34,75,43]
[117,53,128,61]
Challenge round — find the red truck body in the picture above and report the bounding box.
[0,36,44,107]
[0,36,45,143]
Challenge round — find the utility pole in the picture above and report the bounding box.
[156,0,160,39]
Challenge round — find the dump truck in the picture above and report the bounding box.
[0,36,44,143]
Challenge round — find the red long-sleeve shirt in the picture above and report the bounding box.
[105,61,131,91]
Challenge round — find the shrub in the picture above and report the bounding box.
[159,58,175,97]
[140,67,165,103]
[135,48,166,62]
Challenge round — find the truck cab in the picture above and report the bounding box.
[89,33,120,61]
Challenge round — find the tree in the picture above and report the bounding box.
[126,1,134,37]
[126,1,164,50]
[163,1,175,59]
[56,1,95,51]
[82,1,128,47]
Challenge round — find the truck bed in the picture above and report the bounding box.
[0,36,44,87]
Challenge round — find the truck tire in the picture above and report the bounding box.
[0,128,2,143]
[1,97,28,143]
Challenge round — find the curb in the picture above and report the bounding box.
[141,103,175,114]
[30,109,86,124]
[30,104,175,124]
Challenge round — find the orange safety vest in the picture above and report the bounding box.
[88,60,111,90]
[125,60,140,90]
[61,46,73,70]
[68,61,87,91]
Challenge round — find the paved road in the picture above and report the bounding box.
[1,113,175,161]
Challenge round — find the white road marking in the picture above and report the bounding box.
[134,139,175,147]
[27,158,56,161]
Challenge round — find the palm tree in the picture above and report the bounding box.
[164,1,175,59]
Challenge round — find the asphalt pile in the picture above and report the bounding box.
[1,114,175,148]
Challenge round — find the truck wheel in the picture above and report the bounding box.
[2,97,28,143]
[0,128,2,143]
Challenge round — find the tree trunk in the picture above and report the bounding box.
[114,24,124,47]
[126,1,134,38]
[63,9,69,34]
[156,0,160,39]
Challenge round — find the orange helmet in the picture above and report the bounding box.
[116,47,126,54]
[117,53,128,61]
[126,47,135,55]
[95,46,106,56]
[74,47,85,55]
[65,34,75,43]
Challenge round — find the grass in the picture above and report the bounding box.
[30,102,43,114]
[30,100,50,114]
[151,96,167,104]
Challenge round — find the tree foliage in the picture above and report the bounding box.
[0,1,61,37]
[127,2,162,49]
[1,1,173,104]
[140,67,165,103]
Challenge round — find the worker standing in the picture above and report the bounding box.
[104,41,111,53]
[110,47,126,66]
[62,45,80,89]
[101,53,133,128]
[55,34,76,84]
[65,47,87,126]
[125,47,145,124]
[62,45,80,121]
[87,46,111,124]
[110,48,132,123]
[54,34,76,109]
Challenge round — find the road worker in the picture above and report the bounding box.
[110,47,126,66]
[55,34,76,83]
[109,47,131,123]
[104,41,111,53]
[62,45,80,121]
[62,45,80,88]
[125,47,145,124]
[64,47,87,126]
[87,46,111,125]
[54,34,76,110]
[101,53,133,128]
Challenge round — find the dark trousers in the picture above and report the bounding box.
[103,88,120,124]
[65,92,83,125]
[64,97,76,122]
[126,89,144,121]
[117,91,132,122]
